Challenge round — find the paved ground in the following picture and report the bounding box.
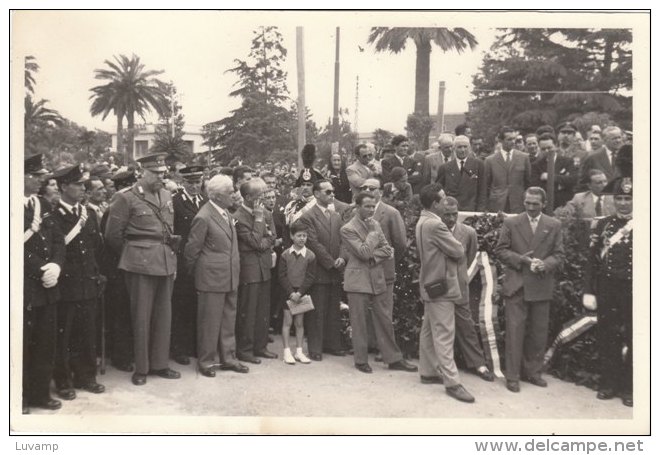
[14,338,636,434]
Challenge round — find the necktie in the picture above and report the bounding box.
[505,152,511,163]
[459,160,465,172]
[530,217,538,233]
[72,205,78,217]
[595,196,603,217]
[324,209,331,220]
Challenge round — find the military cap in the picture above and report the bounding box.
[535,125,555,137]
[24,153,49,175]
[111,170,137,187]
[136,153,168,172]
[557,122,577,133]
[52,164,89,185]
[603,177,633,197]
[91,164,113,179]
[179,165,205,182]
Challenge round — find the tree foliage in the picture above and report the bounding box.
[315,108,358,163]
[150,82,191,164]
[25,55,39,95]
[372,128,395,149]
[468,28,632,147]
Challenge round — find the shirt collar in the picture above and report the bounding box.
[500,149,513,160]
[210,200,228,217]
[241,203,253,214]
[59,198,78,214]
[288,245,307,257]
[527,213,540,223]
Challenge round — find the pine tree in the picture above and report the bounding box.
[150,82,190,164]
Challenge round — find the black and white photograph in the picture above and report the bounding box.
[9,8,650,437]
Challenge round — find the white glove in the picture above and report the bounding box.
[583,294,597,311]
[42,276,58,288]
[40,263,61,283]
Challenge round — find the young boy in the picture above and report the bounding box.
[278,221,317,364]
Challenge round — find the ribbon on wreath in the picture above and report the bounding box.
[543,314,597,367]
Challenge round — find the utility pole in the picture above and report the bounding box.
[354,75,359,135]
[296,27,306,169]
[332,27,340,154]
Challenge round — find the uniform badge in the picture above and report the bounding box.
[573,157,581,167]
[621,177,632,194]
[303,168,311,181]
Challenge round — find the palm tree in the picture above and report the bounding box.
[24,96,63,129]
[89,54,169,161]
[368,28,478,147]
[25,55,39,94]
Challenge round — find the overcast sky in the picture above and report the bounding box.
[13,11,500,136]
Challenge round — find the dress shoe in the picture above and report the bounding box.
[420,375,444,385]
[374,355,383,362]
[254,349,278,359]
[388,359,418,372]
[621,392,633,407]
[148,368,181,379]
[27,398,62,411]
[476,368,495,382]
[173,354,190,366]
[522,376,547,388]
[355,363,373,374]
[237,354,261,364]
[506,380,520,393]
[131,373,147,386]
[218,363,249,374]
[56,388,76,400]
[597,388,616,400]
[446,385,475,403]
[323,349,347,357]
[112,362,134,372]
[74,381,106,394]
[310,353,323,361]
[198,366,216,378]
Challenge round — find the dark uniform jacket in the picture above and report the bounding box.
[52,203,103,301]
[583,215,633,294]
[234,204,277,284]
[24,197,65,307]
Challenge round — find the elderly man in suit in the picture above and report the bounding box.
[183,175,248,377]
[346,144,379,197]
[340,192,417,374]
[298,179,349,360]
[579,126,623,188]
[437,135,487,212]
[423,134,454,187]
[531,133,578,210]
[484,127,532,213]
[495,187,565,393]
[416,184,475,403]
[564,170,615,219]
[234,178,278,363]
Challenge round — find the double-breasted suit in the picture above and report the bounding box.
[184,201,241,369]
[495,213,564,381]
[437,157,487,212]
[531,152,578,209]
[484,150,531,213]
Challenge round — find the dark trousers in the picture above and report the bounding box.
[54,299,98,389]
[236,280,271,356]
[269,274,284,333]
[105,272,134,366]
[504,291,550,381]
[124,272,174,375]
[596,277,632,394]
[171,271,198,358]
[305,282,343,355]
[23,303,57,405]
[455,302,487,369]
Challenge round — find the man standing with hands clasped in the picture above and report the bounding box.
[495,187,564,393]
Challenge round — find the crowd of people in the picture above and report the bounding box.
[21,121,633,413]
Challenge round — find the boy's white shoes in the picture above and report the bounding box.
[283,348,296,365]
[294,349,311,364]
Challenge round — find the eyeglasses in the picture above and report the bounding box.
[322,189,335,195]
[360,186,379,191]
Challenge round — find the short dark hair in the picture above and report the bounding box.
[289,221,308,236]
[312,178,331,193]
[354,144,368,156]
[524,133,538,142]
[381,146,395,156]
[261,172,276,180]
[498,126,516,140]
[419,183,444,209]
[537,133,557,145]
[391,135,408,147]
[233,165,252,184]
[588,169,606,180]
[355,192,376,206]
[525,186,547,203]
[84,176,102,192]
[455,124,470,136]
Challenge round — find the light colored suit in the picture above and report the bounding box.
[495,212,564,381]
[484,150,531,213]
[422,151,450,187]
[346,161,375,197]
[183,202,241,369]
[415,210,465,387]
[564,191,615,219]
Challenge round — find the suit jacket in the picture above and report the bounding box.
[234,204,277,284]
[346,161,375,197]
[340,215,391,295]
[373,201,407,284]
[298,204,344,284]
[415,211,465,302]
[24,196,65,307]
[531,152,578,209]
[495,213,564,301]
[484,149,532,213]
[104,181,177,276]
[173,190,207,243]
[564,191,615,219]
[452,222,478,305]
[382,154,422,190]
[437,156,487,211]
[183,202,240,293]
[579,148,616,188]
[422,151,450,187]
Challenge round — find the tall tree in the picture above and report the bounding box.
[150,82,190,163]
[89,54,169,162]
[25,55,39,95]
[368,27,478,148]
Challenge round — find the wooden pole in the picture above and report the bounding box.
[296,26,306,170]
[332,27,340,145]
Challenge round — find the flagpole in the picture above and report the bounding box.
[296,26,306,169]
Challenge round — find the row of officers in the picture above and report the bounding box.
[21,140,633,412]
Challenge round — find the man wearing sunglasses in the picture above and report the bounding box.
[346,144,379,198]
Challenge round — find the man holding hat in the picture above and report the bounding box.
[50,165,106,400]
[170,165,208,366]
[105,153,181,386]
[23,154,65,413]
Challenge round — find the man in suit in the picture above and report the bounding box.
[416,184,475,403]
[298,179,348,360]
[524,134,540,161]
[495,187,565,393]
[531,133,578,211]
[579,126,623,188]
[437,135,487,212]
[484,126,532,213]
[564,169,615,219]
[439,197,495,382]
[23,154,65,413]
[340,192,417,374]
[422,134,454,187]
[184,175,249,377]
[105,153,181,386]
[170,165,207,366]
[234,178,278,363]
[346,144,378,197]
[587,130,604,154]
[382,135,423,192]
[556,122,588,168]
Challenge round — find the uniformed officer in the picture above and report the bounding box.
[23,154,65,413]
[51,165,106,400]
[583,176,633,407]
[170,165,207,365]
[105,153,181,386]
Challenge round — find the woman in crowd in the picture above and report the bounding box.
[326,153,352,203]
